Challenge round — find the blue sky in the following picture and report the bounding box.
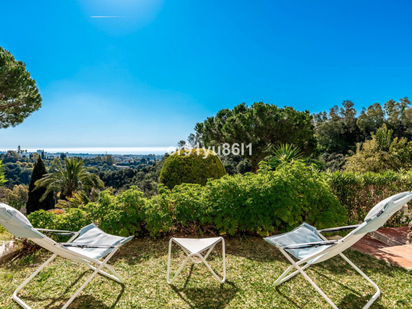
[1,0,412,152]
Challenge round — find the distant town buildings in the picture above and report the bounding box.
[0,149,162,166]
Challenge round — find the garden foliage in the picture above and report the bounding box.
[26,156,54,214]
[28,161,347,237]
[0,160,6,187]
[195,102,317,171]
[314,97,412,155]
[29,187,147,236]
[344,124,412,173]
[330,170,412,224]
[0,47,42,129]
[0,184,28,211]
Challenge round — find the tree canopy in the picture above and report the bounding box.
[344,124,412,173]
[0,47,42,128]
[0,184,28,211]
[313,100,362,154]
[314,97,412,155]
[26,156,54,214]
[0,160,6,187]
[35,157,104,201]
[195,102,316,171]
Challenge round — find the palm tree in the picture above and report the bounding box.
[267,144,324,170]
[268,144,304,170]
[56,188,101,208]
[35,157,104,201]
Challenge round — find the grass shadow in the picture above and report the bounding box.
[114,238,169,265]
[338,293,387,309]
[223,236,289,263]
[48,294,121,309]
[17,270,125,309]
[171,280,238,309]
[275,286,303,309]
[117,237,227,266]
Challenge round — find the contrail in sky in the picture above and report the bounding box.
[91,16,124,18]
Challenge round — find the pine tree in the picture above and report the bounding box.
[0,160,6,187]
[26,156,54,214]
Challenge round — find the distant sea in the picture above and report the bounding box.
[0,147,174,155]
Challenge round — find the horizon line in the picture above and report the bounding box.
[0,147,175,155]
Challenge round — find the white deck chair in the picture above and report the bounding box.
[265,192,412,309]
[0,203,133,309]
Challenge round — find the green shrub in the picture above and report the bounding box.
[149,161,347,236]
[159,148,226,190]
[144,183,209,236]
[144,192,173,236]
[331,170,412,224]
[84,187,147,236]
[28,208,90,232]
[202,161,347,235]
[29,187,147,236]
[344,124,412,173]
[27,162,347,237]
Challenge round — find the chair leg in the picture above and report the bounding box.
[193,251,226,284]
[61,266,101,309]
[274,265,295,286]
[167,238,226,284]
[167,239,192,284]
[279,247,339,309]
[12,233,81,309]
[167,253,192,284]
[317,230,380,307]
[339,253,380,309]
[201,238,226,283]
[277,248,381,309]
[13,254,58,309]
[85,262,124,283]
[274,262,311,286]
[61,246,121,309]
[13,245,123,309]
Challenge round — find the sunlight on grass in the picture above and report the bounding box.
[0,230,13,244]
[0,237,411,308]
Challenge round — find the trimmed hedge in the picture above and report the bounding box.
[330,170,412,224]
[159,148,227,190]
[28,161,347,237]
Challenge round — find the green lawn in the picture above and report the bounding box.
[0,236,411,308]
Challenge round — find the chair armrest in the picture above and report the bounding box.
[58,243,117,249]
[54,233,78,236]
[36,228,78,234]
[318,225,360,234]
[283,240,337,250]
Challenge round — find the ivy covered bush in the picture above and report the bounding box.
[28,161,347,237]
[159,148,227,190]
